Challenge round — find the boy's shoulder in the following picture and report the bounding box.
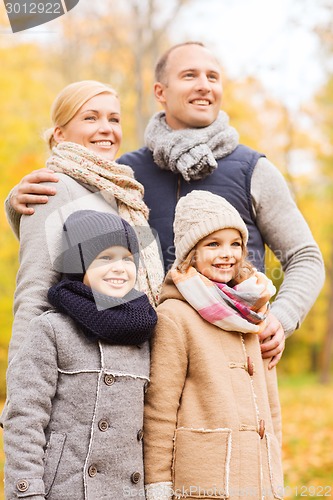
[28,309,90,353]
[29,309,78,332]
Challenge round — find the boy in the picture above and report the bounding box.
[4,210,157,500]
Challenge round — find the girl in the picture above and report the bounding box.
[144,190,284,500]
[4,210,157,499]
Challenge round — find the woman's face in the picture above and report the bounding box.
[54,93,122,161]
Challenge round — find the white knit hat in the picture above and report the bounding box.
[174,190,249,265]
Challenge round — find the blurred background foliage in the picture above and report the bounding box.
[0,0,332,496]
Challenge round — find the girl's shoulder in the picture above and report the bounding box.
[157,296,188,312]
[157,297,202,325]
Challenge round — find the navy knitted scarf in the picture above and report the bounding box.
[48,279,157,345]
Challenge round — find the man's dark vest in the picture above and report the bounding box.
[119,145,265,272]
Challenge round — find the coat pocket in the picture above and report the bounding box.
[265,433,284,499]
[172,427,231,499]
[43,431,67,497]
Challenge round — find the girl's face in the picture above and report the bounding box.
[54,93,122,161]
[83,246,136,298]
[194,228,243,283]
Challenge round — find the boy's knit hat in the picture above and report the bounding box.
[54,210,140,279]
[174,190,248,265]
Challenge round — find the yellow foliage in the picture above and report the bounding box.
[0,4,332,495]
[280,377,333,496]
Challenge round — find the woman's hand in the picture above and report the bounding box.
[10,169,59,214]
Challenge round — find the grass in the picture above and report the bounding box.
[0,376,332,499]
[279,374,333,498]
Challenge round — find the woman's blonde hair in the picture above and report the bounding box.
[44,80,118,150]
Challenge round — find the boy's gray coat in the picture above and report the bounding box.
[4,310,149,499]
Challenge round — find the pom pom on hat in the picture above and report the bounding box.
[54,210,140,280]
[173,190,248,265]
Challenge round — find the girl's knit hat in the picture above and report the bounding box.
[173,190,248,265]
[54,210,140,280]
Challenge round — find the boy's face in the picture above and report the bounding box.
[194,228,243,284]
[83,246,136,298]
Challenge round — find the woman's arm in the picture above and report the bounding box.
[5,168,59,239]
[8,176,72,362]
[5,169,59,237]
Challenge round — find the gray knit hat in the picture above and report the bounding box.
[174,190,248,265]
[54,210,140,279]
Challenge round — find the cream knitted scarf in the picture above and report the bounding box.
[144,111,239,181]
[47,142,164,307]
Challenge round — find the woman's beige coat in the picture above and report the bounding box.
[144,275,284,500]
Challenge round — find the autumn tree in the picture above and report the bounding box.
[310,2,333,382]
[50,0,190,147]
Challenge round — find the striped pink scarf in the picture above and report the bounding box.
[171,266,276,334]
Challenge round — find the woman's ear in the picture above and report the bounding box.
[53,126,66,144]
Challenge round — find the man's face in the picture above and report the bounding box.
[154,44,223,130]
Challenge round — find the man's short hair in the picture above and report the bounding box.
[154,41,205,83]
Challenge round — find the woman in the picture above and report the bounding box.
[6,80,164,363]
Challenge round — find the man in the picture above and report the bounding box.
[6,42,325,368]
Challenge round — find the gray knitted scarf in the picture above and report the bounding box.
[144,111,239,181]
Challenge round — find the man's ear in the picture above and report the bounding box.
[154,82,167,104]
[53,126,65,144]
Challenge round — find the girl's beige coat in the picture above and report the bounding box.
[144,274,283,500]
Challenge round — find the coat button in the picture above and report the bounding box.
[258,419,265,439]
[104,374,115,386]
[88,465,98,477]
[98,419,109,432]
[137,429,144,441]
[247,356,254,376]
[131,471,141,484]
[16,479,29,492]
